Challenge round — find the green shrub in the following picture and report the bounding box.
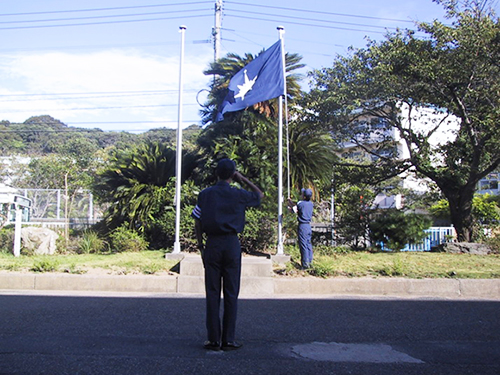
[308,257,337,278]
[0,258,23,271]
[64,263,87,274]
[109,226,149,252]
[284,244,300,259]
[284,244,351,269]
[369,209,432,251]
[78,231,107,254]
[149,204,198,251]
[484,230,500,253]
[31,258,59,272]
[240,208,275,253]
[314,244,352,256]
[377,258,407,276]
[0,226,14,254]
[140,262,165,275]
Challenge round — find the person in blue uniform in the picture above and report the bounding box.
[192,158,263,351]
[288,188,314,269]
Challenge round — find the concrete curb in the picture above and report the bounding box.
[0,272,178,293]
[0,272,499,299]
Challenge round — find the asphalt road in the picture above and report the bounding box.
[0,292,499,375]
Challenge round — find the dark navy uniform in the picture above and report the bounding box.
[297,199,314,268]
[192,180,261,344]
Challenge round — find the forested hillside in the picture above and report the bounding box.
[0,115,202,156]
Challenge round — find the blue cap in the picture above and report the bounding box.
[216,158,236,179]
[301,188,312,198]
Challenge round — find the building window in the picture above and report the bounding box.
[479,179,499,190]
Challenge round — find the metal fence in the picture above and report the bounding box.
[312,223,456,251]
[375,226,456,252]
[13,188,104,229]
[402,226,456,251]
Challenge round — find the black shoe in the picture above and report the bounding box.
[204,341,221,351]
[221,341,242,351]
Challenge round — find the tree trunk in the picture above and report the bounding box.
[445,187,475,242]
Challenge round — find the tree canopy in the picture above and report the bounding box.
[306,0,500,241]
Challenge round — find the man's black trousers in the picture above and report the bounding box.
[203,234,241,343]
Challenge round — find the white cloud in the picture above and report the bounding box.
[0,49,213,130]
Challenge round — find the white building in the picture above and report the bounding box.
[477,171,500,196]
[340,104,461,208]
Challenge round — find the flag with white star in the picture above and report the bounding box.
[216,40,285,121]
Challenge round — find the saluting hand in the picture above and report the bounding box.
[233,171,243,184]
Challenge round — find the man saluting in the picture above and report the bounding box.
[192,158,263,351]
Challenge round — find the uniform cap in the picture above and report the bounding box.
[216,158,236,179]
[301,188,313,198]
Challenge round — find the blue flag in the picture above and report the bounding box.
[217,40,285,121]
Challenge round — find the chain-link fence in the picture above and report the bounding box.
[16,189,104,228]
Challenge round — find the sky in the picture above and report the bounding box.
[0,0,498,133]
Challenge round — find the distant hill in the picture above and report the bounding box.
[0,115,202,156]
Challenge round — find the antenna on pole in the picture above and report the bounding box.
[213,0,223,62]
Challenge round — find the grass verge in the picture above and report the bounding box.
[281,246,500,279]
[0,251,178,275]
[0,249,499,278]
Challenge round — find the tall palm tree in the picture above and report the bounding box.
[94,141,198,232]
[287,121,338,198]
[201,50,305,125]
[199,49,339,199]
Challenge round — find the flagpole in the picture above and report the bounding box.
[285,86,290,200]
[172,25,186,255]
[276,26,286,256]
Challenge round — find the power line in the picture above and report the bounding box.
[0,89,200,102]
[0,13,211,30]
[0,2,213,17]
[225,28,346,48]
[0,89,192,98]
[1,103,199,113]
[0,1,431,54]
[68,120,200,125]
[225,8,401,32]
[227,1,416,24]
[227,14,388,35]
[0,37,210,53]
[0,41,178,53]
[0,1,425,34]
[0,0,412,25]
[0,8,211,26]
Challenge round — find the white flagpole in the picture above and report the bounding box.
[285,87,290,200]
[276,26,286,256]
[172,25,186,254]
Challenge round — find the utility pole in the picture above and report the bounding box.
[213,0,222,62]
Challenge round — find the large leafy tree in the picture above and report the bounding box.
[307,0,500,242]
